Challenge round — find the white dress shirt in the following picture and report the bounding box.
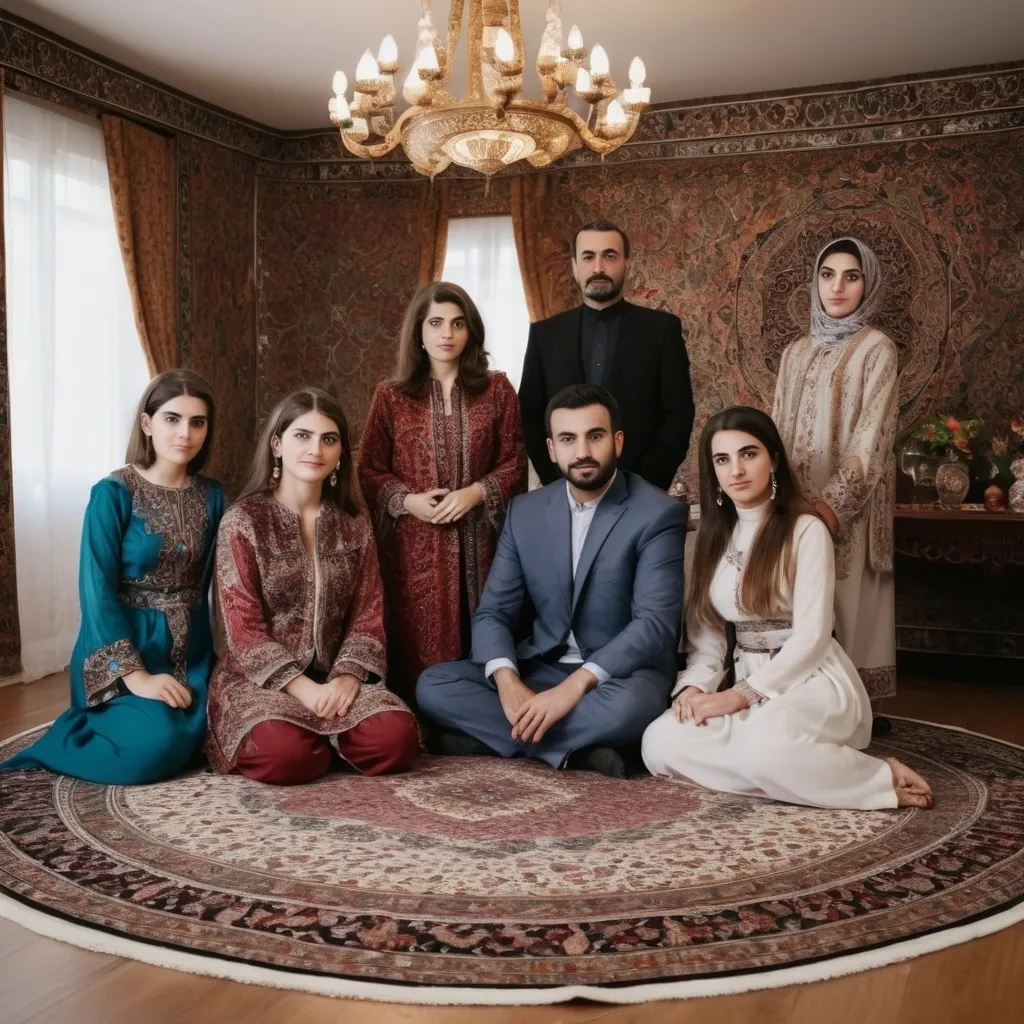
[485,479,612,684]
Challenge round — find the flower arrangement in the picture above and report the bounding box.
[912,414,985,459]
[989,414,1024,482]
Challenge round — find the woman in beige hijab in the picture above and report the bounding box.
[772,237,898,713]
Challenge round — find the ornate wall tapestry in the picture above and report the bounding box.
[0,6,1022,669]
[518,133,1023,499]
[180,138,257,497]
[255,178,430,437]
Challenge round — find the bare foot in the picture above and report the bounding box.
[886,757,933,809]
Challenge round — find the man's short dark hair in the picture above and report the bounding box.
[545,384,621,438]
[571,220,631,261]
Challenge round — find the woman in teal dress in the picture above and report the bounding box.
[1,369,223,784]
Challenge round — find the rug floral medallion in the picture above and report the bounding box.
[1,719,1023,993]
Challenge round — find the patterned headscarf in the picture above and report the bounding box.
[810,236,883,347]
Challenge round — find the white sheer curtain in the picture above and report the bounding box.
[3,95,149,682]
[441,215,531,389]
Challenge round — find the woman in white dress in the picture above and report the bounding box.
[772,237,898,705]
[641,406,931,810]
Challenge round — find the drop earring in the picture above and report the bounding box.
[330,461,339,488]
[271,456,281,484]
[716,486,723,507]
[770,471,777,501]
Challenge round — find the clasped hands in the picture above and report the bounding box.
[494,666,592,744]
[285,672,361,720]
[673,685,749,725]
[403,483,485,525]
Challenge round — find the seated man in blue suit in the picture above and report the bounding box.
[417,384,686,777]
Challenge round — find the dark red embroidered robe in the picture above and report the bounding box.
[205,493,413,773]
[357,372,527,702]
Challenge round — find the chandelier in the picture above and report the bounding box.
[328,0,651,178]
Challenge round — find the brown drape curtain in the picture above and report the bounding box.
[102,115,177,375]
[417,178,449,286]
[510,172,554,322]
[0,80,24,677]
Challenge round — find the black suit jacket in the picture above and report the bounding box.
[518,301,695,490]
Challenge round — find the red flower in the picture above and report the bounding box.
[925,426,937,440]
[955,437,970,450]
[945,416,960,431]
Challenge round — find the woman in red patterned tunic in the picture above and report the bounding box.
[206,388,419,785]
[358,282,527,707]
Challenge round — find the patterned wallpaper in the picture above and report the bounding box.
[255,178,429,438]
[0,8,1022,670]
[518,136,1024,498]
[179,138,257,498]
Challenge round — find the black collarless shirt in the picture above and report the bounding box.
[579,298,626,387]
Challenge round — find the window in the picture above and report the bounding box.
[441,215,531,389]
[3,95,149,682]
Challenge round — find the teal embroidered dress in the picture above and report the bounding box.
[1,466,224,783]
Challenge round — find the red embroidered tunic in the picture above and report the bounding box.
[357,372,527,701]
[205,492,413,773]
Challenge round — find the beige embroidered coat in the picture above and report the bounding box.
[772,327,898,698]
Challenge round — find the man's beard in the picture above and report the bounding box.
[583,274,621,302]
[561,456,617,492]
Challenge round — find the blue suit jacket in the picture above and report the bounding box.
[471,471,686,684]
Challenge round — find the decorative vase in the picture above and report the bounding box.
[935,456,970,509]
[1010,456,1024,514]
[898,445,940,503]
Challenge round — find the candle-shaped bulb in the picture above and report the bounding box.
[416,46,440,71]
[567,24,583,50]
[605,98,628,128]
[332,70,348,96]
[494,27,515,63]
[378,35,398,65]
[575,67,593,93]
[590,45,609,77]
[355,49,380,82]
[629,57,646,88]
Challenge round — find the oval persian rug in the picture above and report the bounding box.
[1,718,1023,1005]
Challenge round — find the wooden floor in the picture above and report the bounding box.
[1,658,1022,1024]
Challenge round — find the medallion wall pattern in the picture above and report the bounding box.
[524,134,1024,499]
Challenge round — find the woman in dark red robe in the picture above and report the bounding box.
[358,282,527,706]
[207,388,419,785]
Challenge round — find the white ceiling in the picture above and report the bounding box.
[3,0,1023,131]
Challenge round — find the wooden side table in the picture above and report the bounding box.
[894,504,1024,658]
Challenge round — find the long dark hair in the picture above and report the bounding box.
[238,388,361,516]
[689,406,805,628]
[395,281,490,398]
[124,368,216,474]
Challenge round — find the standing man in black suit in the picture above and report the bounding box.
[518,219,695,491]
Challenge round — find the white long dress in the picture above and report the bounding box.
[642,503,897,810]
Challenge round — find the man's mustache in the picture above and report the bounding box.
[587,275,612,284]
[570,460,600,470]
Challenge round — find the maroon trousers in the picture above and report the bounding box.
[235,711,419,785]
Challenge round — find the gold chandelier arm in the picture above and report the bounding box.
[442,0,465,91]
[339,107,419,160]
[508,0,524,67]
[559,106,637,154]
[467,0,484,101]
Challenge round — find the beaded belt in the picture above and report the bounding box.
[119,581,203,611]
[735,619,793,658]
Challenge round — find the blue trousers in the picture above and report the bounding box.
[416,659,670,768]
